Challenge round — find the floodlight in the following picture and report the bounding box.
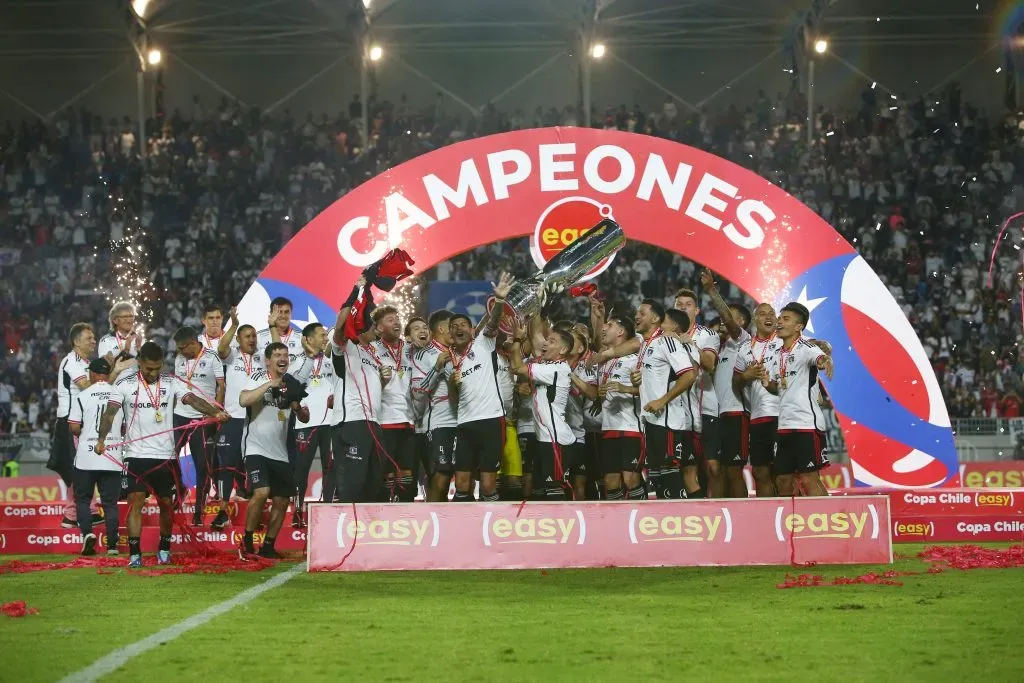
[814,39,828,54]
[369,44,383,62]
[590,43,606,59]
[147,48,162,66]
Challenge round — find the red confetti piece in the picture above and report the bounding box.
[2,601,39,618]
[777,545,1024,589]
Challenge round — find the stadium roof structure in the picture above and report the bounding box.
[0,0,1002,124]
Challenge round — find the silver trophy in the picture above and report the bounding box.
[500,218,625,324]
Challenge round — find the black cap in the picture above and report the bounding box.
[88,358,112,375]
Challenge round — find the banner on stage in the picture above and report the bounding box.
[306,497,892,572]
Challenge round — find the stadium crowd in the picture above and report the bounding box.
[1,83,1024,443]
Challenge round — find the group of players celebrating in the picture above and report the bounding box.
[52,266,835,565]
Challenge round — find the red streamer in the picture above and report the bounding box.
[1,601,39,618]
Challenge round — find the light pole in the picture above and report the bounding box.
[808,38,828,145]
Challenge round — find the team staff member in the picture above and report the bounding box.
[68,358,124,556]
[761,302,835,496]
[52,322,99,529]
[411,310,455,502]
[700,270,752,498]
[330,277,389,503]
[633,301,698,499]
[733,304,782,497]
[444,272,515,503]
[95,342,228,568]
[98,301,143,364]
[257,296,304,362]
[238,342,310,558]
[371,306,418,502]
[172,326,225,527]
[212,321,262,529]
[290,323,335,526]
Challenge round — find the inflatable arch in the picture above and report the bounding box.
[238,128,957,488]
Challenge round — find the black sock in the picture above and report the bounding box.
[397,476,416,503]
[158,534,171,552]
[128,536,141,556]
[659,470,685,499]
[499,486,523,501]
[626,484,647,500]
[480,490,499,502]
[686,488,705,499]
[606,487,625,500]
[263,536,276,550]
[453,491,474,502]
[243,530,255,553]
[545,487,566,500]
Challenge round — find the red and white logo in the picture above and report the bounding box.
[530,197,616,281]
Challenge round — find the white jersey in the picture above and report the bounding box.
[566,360,597,442]
[173,348,224,419]
[68,382,123,471]
[689,324,722,417]
[445,331,504,425]
[287,352,334,428]
[411,344,457,431]
[56,351,90,419]
[256,327,304,364]
[579,353,602,433]
[242,371,291,463]
[765,337,827,432]
[224,348,264,419]
[330,339,383,424]
[599,354,641,434]
[679,341,705,433]
[496,352,516,416]
[110,373,192,461]
[639,332,696,432]
[371,339,415,426]
[715,329,751,416]
[733,335,782,422]
[198,331,232,354]
[528,360,575,445]
[98,332,141,360]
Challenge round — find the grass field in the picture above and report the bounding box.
[2,545,1023,683]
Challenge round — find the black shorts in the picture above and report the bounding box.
[566,440,593,478]
[519,432,536,475]
[428,427,457,475]
[123,458,181,499]
[216,417,245,469]
[748,418,778,468]
[245,454,294,498]
[719,413,749,467]
[48,417,74,485]
[599,435,643,475]
[455,417,504,473]
[380,426,417,472]
[775,430,829,475]
[643,422,693,470]
[534,440,574,485]
[700,414,722,462]
[74,468,121,506]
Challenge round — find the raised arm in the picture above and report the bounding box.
[332,276,367,348]
[483,272,516,336]
[218,306,238,360]
[700,268,742,340]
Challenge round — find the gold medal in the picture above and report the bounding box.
[311,378,321,387]
[780,377,788,390]
[398,369,404,379]
[154,410,164,423]
[278,409,287,421]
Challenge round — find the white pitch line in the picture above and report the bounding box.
[60,563,304,683]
